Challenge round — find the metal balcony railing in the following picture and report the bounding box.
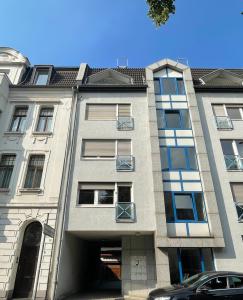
[116,155,134,171]
[116,202,136,222]
[235,203,243,222]
[224,155,243,170]
[215,116,233,130]
[117,117,134,131]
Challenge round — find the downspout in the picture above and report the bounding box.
[47,86,79,300]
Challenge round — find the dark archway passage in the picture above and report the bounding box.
[12,221,42,298]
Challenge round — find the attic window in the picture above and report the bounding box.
[31,66,53,85]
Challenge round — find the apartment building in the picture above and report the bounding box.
[0,48,75,300]
[193,68,243,273]
[54,60,226,299]
[55,66,157,299]
[0,47,242,300]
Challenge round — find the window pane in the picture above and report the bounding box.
[35,71,49,85]
[117,140,131,156]
[160,147,168,170]
[187,148,198,170]
[36,117,46,132]
[10,106,28,132]
[164,192,174,222]
[203,277,227,290]
[231,183,243,203]
[154,78,160,94]
[118,104,131,117]
[171,148,187,169]
[79,190,94,204]
[118,186,131,203]
[36,108,53,132]
[98,190,114,204]
[24,155,44,188]
[165,110,181,128]
[180,249,202,280]
[86,104,116,120]
[175,194,194,220]
[227,108,242,120]
[221,140,234,155]
[177,78,185,95]
[82,140,115,157]
[213,105,225,117]
[180,110,191,129]
[229,276,243,288]
[10,117,20,132]
[194,193,206,221]
[33,168,43,188]
[236,140,243,157]
[156,110,165,128]
[0,155,16,188]
[162,78,177,95]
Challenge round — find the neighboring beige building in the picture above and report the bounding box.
[0,47,243,300]
[192,68,243,273]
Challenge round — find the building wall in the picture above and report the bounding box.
[122,235,156,297]
[55,234,88,300]
[196,92,243,272]
[0,87,73,299]
[65,91,156,235]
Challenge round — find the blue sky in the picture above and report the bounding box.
[0,0,242,68]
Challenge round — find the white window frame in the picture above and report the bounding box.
[225,105,243,121]
[7,105,29,134]
[77,182,133,207]
[81,139,132,160]
[85,103,132,121]
[18,151,50,194]
[32,104,57,135]
[0,151,17,192]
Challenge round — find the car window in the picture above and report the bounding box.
[229,276,243,289]
[202,277,227,290]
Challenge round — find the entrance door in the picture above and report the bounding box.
[12,222,42,298]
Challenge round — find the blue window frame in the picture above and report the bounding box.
[157,109,191,129]
[160,147,198,171]
[164,192,207,223]
[154,77,186,95]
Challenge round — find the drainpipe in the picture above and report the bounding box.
[47,86,79,300]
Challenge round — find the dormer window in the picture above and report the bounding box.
[35,70,49,85]
[31,66,53,85]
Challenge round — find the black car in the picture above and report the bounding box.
[148,271,243,300]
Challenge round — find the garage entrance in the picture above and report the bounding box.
[86,241,122,292]
[56,235,122,299]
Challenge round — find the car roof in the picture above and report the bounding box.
[200,271,243,277]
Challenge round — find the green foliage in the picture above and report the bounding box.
[147,0,175,26]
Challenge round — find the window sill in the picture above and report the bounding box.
[19,188,43,194]
[0,188,10,193]
[32,131,53,137]
[4,131,25,136]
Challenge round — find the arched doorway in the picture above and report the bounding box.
[12,221,42,298]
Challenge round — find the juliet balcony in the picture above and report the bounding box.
[117,116,134,131]
[224,155,243,170]
[215,116,233,130]
[116,155,135,171]
[115,202,136,223]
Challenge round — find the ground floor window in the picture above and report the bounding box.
[168,248,214,284]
